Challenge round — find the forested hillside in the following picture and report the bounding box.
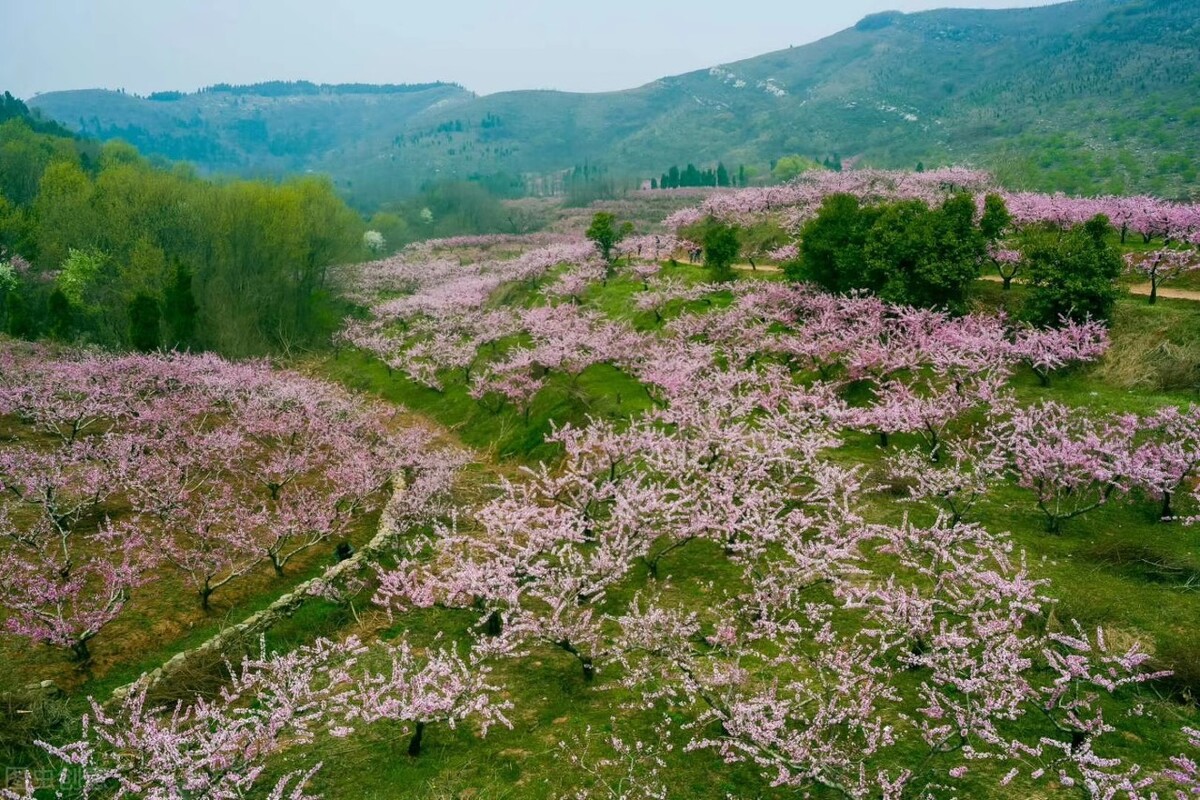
[26,0,1200,204]
[0,100,366,356]
[29,81,470,182]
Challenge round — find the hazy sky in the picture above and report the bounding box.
[3,0,1063,99]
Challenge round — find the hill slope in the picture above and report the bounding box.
[28,81,472,178]
[27,0,1200,202]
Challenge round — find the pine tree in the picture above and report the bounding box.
[717,163,730,187]
[129,292,161,352]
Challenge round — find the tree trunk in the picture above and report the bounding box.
[1150,280,1158,305]
[1161,491,1173,520]
[407,721,425,756]
[71,639,91,662]
[485,610,503,637]
[581,657,595,682]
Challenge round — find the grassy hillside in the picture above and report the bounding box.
[26,0,1200,202]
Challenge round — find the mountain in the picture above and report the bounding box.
[28,81,472,179]
[26,0,1200,204]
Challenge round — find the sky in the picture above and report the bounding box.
[2,0,1064,99]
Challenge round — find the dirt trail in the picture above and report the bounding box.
[677,260,783,273]
[979,273,1200,302]
[1125,282,1200,301]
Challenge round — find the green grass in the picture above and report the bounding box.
[321,350,653,464]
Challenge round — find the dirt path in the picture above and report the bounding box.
[677,260,783,273]
[979,273,1200,302]
[735,263,783,273]
[1125,282,1200,301]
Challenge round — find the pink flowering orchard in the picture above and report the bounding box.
[5,171,1200,798]
[0,345,450,650]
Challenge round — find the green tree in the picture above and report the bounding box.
[863,200,937,303]
[57,248,108,307]
[797,194,984,313]
[716,163,730,188]
[772,155,823,183]
[863,194,983,313]
[121,236,168,300]
[128,292,161,351]
[47,288,72,340]
[702,218,741,282]
[163,263,198,348]
[979,193,1012,242]
[585,212,632,272]
[367,212,408,253]
[921,193,987,313]
[1022,215,1122,325]
[32,160,97,268]
[791,194,879,291]
[0,117,81,207]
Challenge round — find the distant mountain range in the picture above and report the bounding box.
[26,0,1200,206]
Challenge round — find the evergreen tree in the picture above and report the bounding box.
[128,292,161,352]
[717,163,730,188]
